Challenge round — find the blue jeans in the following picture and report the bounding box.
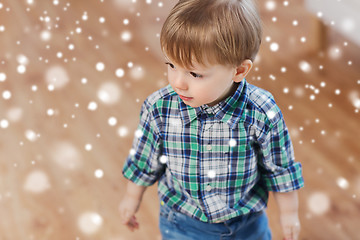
[159,204,272,240]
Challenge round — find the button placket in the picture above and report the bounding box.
[201,116,215,196]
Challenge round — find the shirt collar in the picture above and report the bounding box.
[178,79,248,129]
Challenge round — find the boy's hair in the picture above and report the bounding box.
[160,0,262,68]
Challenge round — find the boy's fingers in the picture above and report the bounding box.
[121,211,132,224]
[126,216,139,231]
[283,225,300,240]
[130,216,139,228]
[122,214,139,231]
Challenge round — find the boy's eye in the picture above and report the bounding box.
[166,62,175,69]
[190,72,202,78]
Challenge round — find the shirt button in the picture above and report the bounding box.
[205,184,212,192]
[206,144,212,151]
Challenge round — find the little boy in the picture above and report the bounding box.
[119,0,304,239]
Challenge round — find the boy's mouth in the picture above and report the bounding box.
[178,95,193,101]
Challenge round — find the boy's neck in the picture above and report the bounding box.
[207,82,240,107]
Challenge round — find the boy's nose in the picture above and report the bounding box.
[173,74,188,91]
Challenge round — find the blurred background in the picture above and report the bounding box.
[0,0,359,239]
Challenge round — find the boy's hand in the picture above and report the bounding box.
[119,195,141,231]
[273,191,301,240]
[279,212,300,240]
[119,180,146,231]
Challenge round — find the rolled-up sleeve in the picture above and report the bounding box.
[257,111,304,192]
[122,101,164,186]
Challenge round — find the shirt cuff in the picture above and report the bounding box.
[262,162,304,192]
[122,160,158,187]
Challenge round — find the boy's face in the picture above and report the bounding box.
[165,57,240,108]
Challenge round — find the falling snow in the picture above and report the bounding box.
[229,139,237,147]
[88,101,98,111]
[78,212,103,235]
[115,68,125,78]
[0,72,6,81]
[307,192,331,216]
[23,170,51,193]
[0,119,9,129]
[96,62,105,71]
[207,170,216,178]
[108,117,117,126]
[94,169,104,178]
[117,126,129,137]
[270,42,279,52]
[50,141,83,170]
[134,129,143,138]
[97,82,121,104]
[85,143,93,151]
[159,155,168,164]
[121,31,132,42]
[299,61,311,73]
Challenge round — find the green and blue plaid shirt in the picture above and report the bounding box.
[123,79,304,223]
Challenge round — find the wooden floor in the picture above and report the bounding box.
[0,0,359,239]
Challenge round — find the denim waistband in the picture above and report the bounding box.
[160,201,263,225]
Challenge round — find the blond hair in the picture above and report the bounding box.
[160,0,262,68]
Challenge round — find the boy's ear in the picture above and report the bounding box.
[232,60,253,83]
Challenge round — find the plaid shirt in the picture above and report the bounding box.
[123,79,304,223]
